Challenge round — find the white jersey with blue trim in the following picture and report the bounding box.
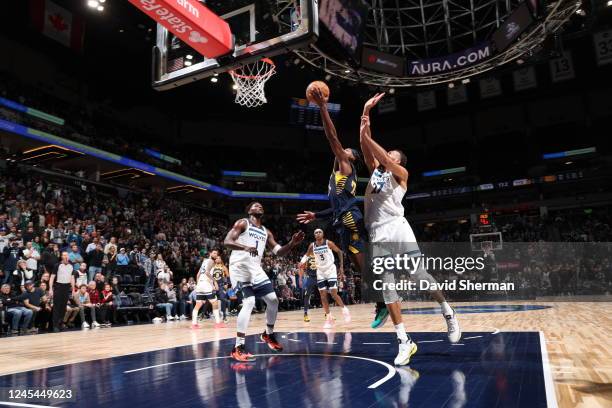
[364,168,406,230]
[312,240,335,270]
[196,258,214,293]
[229,219,268,265]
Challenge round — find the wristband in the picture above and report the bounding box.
[272,244,282,255]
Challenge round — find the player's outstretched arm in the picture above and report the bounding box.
[311,88,352,175]
[297,207,333,224]
[362,134,408,183]
[328,240,344,277]
[267,230,305,257]
[224,219,257,256]
[360,93,385,173]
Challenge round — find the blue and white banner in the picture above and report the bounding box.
[407,42,493,77]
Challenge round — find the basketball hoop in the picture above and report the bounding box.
[229,58,276,108]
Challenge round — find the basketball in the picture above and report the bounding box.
[306,80,330,103]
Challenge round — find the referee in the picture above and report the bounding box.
[49,251,75,332]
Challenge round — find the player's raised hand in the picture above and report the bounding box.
[363,92,386,114]
[291,230,306,245]
[311,87,327,107]
[296,211,316,224]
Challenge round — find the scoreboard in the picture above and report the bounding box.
[290,98,341,130]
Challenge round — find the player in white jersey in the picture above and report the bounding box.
[303,229,351,328]
[224,202,305,362]
[191,249,225,330]
[360,93,461,366]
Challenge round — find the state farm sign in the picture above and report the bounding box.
[129,0,233,58]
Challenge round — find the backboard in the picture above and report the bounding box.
[152,0,318,90]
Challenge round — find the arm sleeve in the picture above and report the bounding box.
[300,255,309,264]
[314,207,334,220]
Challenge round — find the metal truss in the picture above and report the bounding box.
[292,0,581,88]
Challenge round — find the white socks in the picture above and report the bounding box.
[212,308,221,324]
[395,323,410,344]
[192,307,199,325]
[440,301,453,316]
[235,336,245,347]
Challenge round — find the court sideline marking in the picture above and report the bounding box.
[539,331,559,408]
[123,353,397,389]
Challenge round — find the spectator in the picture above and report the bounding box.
[87,281,108,328]
[154,282,174,321]
[63,292,79,328]
[166,281,179,320]
[104,246,117,275]
[104,237,117,255]
[73,284,95,329]
[178,283,192,320]
[68,243,83,272]
[87,243,104,281]
[18,280,46,333]
[100,283,114,326]
[0,283,33,335]
[41,243,59,275]
[2,238,23,283]
[74,263,88,288]
[11,259,31,293]
[22,241,40,278]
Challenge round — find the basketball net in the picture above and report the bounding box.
[229,58,276,108]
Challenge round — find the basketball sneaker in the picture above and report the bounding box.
[394,340,418,366]
[231,345,256,362]
[371,302,389,329]
[303,313,310,322]
[342,307,351,323]
[260,331,283,352]
[444,308,461,343]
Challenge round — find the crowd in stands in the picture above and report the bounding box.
[0,168,357,336]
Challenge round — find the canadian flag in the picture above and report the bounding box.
[30,0,85,52]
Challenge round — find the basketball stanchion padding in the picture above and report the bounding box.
[229,58,276,108]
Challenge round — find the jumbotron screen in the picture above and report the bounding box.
[319,0,370,57]
[290,97,341,130]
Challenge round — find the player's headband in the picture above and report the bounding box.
[314,229,323,234]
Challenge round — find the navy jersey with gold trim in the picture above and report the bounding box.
[328,162,361,224]
[305,255,317,278]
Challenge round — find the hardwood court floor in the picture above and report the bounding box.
[0,301,610,408]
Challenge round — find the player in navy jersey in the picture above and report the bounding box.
[297,86,387,329]
[298,253,318,322]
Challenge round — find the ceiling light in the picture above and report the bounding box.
[325,74,332,81]
[389,88,395,94]
[87,0,99,8]
[448,83,455,89]
[186,54,193,60]
[565,161,573,165]
[232,84,238,90]
[461,78,470,84]
[184,60,192,66]
[97,5,104,11]
[575,9,585,16]
[344,69,351,74]
[211,77,218,83]
[608,0,612,6]
[99,0,106,3]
